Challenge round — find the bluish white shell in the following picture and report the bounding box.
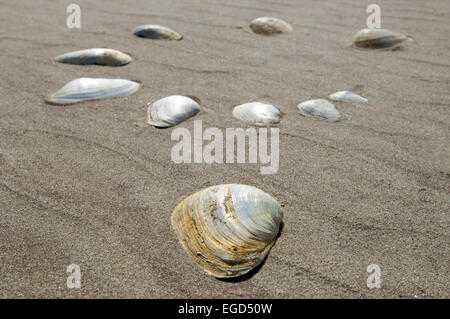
[250,17,292,35]
[352,28,408,48]
[298,99,340,121]
[232,102,281,126]
[133,24,183,40]
[329,91,368,103]
[47,78,140,104]
[171,184,283,278]
[55,48,132,66]
[147,95,200,128]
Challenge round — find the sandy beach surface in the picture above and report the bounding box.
[0,0,449,298]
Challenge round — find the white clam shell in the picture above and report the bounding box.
[298,99,340,121]
[133,24,183,40]
[47,78,140,105]
[250,17,292,35]
[171,184,283,278]
[329,91,368,103]
[232,102,281,126]
[55,48,132,66]
[352,28,408,49]
[147,95,200,128]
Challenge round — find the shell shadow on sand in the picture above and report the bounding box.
[171,184,284,279]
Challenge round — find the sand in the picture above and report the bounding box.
[0,0,448,298]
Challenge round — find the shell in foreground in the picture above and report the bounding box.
[133,24,183,40]
[171,184,283,278]
[55,48,132,66]
[250,17,292,35]
[47,78,140,105]
[329,91,368,103]
[298,99,340,121]
[232,102,281,126]
[352,28,408,49]
[147,95,200,128]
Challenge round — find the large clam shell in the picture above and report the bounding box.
[250,17,292,35]
[232,102,281,126]
[352,28,408,49]
[133,24,183,40]
[171,184,283,278]
[47,78,140,105]
[329,91,368,103]
[147,95,200,128]
[298,99,340,121]
[55,48,132,66]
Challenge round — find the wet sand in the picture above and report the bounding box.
[0,0,448,298]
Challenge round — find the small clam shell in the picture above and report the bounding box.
[329,91,368,103]
[232,102,281,126]
[250,17,292,35]
[298,99,340,121]
[171,184,283,278]
[133,24,183,40]
[47,78,140,105]
[55,48,132,66]
[352,28,408,49]
[147,95,200,128]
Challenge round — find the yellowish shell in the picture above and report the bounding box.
[171,184,283,278]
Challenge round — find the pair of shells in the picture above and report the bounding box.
[233,92,366,123]
[249,21,408,48]
[171,184,283,278]
[54,27,182,69]
[231,92,366,123]
[298,91,368,121]
[352,28,408,49]
[146,98,281,128]
[46,89,201,126]
[133,19,292,38]
[51,48,139,104]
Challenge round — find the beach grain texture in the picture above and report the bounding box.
[0,0,449,298]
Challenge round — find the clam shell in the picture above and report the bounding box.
[352,28,408,49]
[171,184,283,278]
[250,17,292,35]
[133,24,183,40]
[55,48,132,66]
[329,91,368,103]
[298,99,340,121]
[232,102,281,126]
[147,95,200,128]
[47,78,140,105]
